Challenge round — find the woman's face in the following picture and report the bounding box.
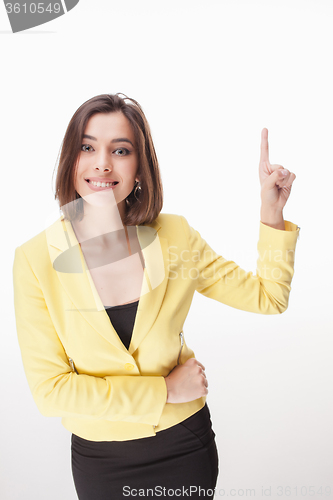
[74,111,139,214]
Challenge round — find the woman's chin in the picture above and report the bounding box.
[82,189,118,208]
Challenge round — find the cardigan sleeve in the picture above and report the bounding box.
[180,216,300,314]
[13,246,167,424]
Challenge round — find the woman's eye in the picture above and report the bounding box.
[81,144,93,152]
[114,148,130,156]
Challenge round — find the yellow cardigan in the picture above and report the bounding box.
[13,213,300,441]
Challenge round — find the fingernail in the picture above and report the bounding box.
[281,169,288,176]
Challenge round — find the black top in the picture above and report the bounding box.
[104,300,139,350]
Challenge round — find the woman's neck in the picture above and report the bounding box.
[72,200,127,245]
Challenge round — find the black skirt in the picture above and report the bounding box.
[71,403,219,499]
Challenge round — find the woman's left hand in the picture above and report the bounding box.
[259,128,296,212]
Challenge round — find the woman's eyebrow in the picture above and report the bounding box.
[82,134,134,147]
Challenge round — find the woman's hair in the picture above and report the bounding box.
[54,93,163,225]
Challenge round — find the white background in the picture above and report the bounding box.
[1,0,332,499]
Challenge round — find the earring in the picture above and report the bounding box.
[134,181,142,203]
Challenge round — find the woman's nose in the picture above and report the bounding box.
[94,151,112,172]
[94,165,111,172]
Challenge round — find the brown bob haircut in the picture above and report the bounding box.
[54,93,163,226]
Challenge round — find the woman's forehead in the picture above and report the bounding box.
[83,112,135,144]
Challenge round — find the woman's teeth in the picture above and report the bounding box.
[89,180,117,187]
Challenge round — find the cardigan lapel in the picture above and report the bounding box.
[45,215,169,354]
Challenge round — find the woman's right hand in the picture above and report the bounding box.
[164,358,208,403]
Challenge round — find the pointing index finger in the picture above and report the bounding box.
[260,128,269,165]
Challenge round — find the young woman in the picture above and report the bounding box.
[13,93,300,499]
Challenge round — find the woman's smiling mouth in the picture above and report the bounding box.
[85,178,119,190]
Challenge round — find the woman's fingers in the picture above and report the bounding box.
[259,128,270,165]
[194,360,208,388]
[165,357,209,403]
[189,358,205,371]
